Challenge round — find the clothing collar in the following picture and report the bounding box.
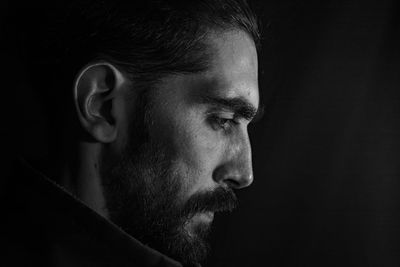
[17,158,184,267]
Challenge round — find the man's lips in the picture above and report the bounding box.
[203,211,214,221]
[182,186,238,222]
[189,204,235,222]
[192,211,214,223]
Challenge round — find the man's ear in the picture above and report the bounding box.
[73,62,128,143]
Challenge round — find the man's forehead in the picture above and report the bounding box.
[206,30,258,73]
[152,29,259,114]
[201,30,259,107]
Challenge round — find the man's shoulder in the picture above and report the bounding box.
[0,158,183,267]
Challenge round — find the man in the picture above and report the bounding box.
[2,0,260,266]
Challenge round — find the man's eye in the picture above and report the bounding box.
[210,116,236,131]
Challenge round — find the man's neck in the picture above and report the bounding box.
[60,142,109,219]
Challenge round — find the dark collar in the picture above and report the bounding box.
[4,158,183,267]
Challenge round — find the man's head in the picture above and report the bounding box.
[22,0,260,265]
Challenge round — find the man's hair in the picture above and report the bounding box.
[67,0,260,85]
[14,0,259,156]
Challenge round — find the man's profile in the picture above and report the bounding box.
[2,0,260,266]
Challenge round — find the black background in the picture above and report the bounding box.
[207,0,400,266]
[2,0,400,266]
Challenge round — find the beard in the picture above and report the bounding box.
[100,92,238,266]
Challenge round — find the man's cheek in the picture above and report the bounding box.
[177,123,224,193]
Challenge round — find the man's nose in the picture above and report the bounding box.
[213,132,254,189]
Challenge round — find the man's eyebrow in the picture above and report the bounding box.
[199,95,260,121]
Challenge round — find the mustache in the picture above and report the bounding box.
[181,186,238,218]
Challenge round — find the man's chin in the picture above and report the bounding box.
[182,213,213,246]
[168,213,212,265]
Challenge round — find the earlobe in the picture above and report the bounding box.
[73,62,127,143]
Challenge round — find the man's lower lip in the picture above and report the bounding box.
[199,211,214,222]
[190,211,215,223]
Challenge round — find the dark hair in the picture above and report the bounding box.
[13,0,259,157]
[61,0,259,86]
[22,0,259,86]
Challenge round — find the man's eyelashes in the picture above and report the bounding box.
[208,114,238,131]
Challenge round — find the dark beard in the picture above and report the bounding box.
[100,92,238,265]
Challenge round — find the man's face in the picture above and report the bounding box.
[101,30,259,265]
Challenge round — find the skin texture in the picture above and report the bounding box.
[71,29,259,265]
[144,29,259,226]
